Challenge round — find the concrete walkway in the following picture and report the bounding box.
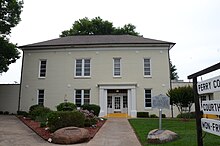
[0,115,141,146]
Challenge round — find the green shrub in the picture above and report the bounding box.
[79,109,97,127]
[81,104,100,116]
[137,112,149,118]
[56,102,77,111]
[29,104,44,113]
[176,112,195,119]
[29,106,51,120]
[162,114,166,118]
[150,114,158,118]
[17,111,29,117]
[47,111,85,132]
[3,111,9,115]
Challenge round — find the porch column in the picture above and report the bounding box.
[99,88,107,117]
[130,88,137,117]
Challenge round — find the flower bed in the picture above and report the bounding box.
[17,116,105,142]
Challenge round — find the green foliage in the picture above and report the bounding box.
[137,112,149,118]
[60,17,140,37]
[149,114,158,118]
[29,105,51,120]
[176,112,195,119]
[47,111,85,132]
[56,102,77,111]
[3,111,9,115]
[29,104,43,113]
[17,110,29,117]
[170,61,179,80]
[167,86,194,114]
[79,109,97,127]
[0,0,23,73]
[162,114,166,118]
[81,104,100,116]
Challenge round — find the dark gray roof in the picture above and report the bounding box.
[19,35,175,50]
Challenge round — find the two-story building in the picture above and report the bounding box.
[18,35,175,117]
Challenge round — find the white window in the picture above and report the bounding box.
[145,89,152,108]
[39,60,47,78]
[38,89,44,105]
[113,58,121,77]
[144,58,151,77]
[75,59,91,77]
[75,89,90,107]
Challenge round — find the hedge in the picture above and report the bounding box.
[137,112,149,118]
[81,104,100,116]
[56,102,77,111]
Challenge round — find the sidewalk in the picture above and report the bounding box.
[0,115,141,146]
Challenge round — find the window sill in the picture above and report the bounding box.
[74,76,91,79]
[113,76,122,79]
[38,77,46,79]
[145,107,152,110]
[144,76,152,78]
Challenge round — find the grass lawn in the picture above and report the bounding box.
[129,118,220,146]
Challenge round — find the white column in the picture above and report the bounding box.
[127,89,131,116]
[99,88,107,117]
[130,88,137,117]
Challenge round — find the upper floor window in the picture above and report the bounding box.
[39,60,47,78]
[145,89,152,108]
[75,89,90,107]
[113,58,121,77]
[144,58,151,77]
[75,59,91,77]
[38,89,44,105]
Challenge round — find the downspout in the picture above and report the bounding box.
[18,50,24,112]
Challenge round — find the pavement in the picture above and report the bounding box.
[0,115,141,146]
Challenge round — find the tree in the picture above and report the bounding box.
[167,86,194,114]
[0,0,23,73]
[60,17,140,37]
[170,61,179,80]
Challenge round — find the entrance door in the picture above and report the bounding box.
[113,96,122,113]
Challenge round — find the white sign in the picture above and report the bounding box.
[201,118,220,136]
[152,94,170,109]
[197,75,220,94]
[201,100,220,115]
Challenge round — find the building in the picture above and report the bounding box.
[18,35,175,117]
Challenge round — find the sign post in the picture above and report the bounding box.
[152,94,170,130]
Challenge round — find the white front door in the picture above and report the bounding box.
[113,96,122,112]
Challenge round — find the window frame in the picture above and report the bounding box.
[143,58,151,77]
[74,89,90,107]
[144,89,152,109]
[38,59,47,78]
[75,58,91,78]
[37,89,45,106]
[113,57,121,77]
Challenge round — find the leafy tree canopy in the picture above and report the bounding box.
[60,17,140,37]
[170,61,179,80]
[167,86,194,114]
[0,0,23,73]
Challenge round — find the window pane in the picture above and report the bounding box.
[84,59,90,76]
[39,60,47,77]
[145,89,151,107]
[84,90,90,105]
[114,58,121,76]
[38,89,44,105]
[76,59,82,76]
[144,59,151,76]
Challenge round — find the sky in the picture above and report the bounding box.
[1,0,220,83]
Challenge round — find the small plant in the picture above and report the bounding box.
[3,111,9,115]
[47,111,85,132]
[137,112,149,118]
[150,114,158,118]
[79,109,97,127]
[81,104,100,116]
[56,102,77,111]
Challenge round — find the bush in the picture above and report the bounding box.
[81,104,100,116]
[56,102,77,111]
[176,112,195,119]
[3,111,9,115]
[162,114,166,118]
[29,105,51,120]
[47,111,85,132]
[17,111,29,117]
[150,114,158,118]
[80,109,97,127]
[137,112,149,118]
[0,111,3,114]
[29,104,44,113]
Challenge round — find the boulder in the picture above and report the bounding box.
[147,129,178,144]
[52,127,90,144]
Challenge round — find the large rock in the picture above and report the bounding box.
[52,127,90,144]
[147,129,178,144]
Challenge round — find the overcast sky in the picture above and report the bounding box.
[1,0,220,83]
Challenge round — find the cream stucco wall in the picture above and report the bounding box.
[0,84,19,114]
[20,46,171,116]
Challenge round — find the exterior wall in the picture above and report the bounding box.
[20,46,171,117]
[0,84,19,114]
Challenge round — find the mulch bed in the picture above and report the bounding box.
[17,116,106,141]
